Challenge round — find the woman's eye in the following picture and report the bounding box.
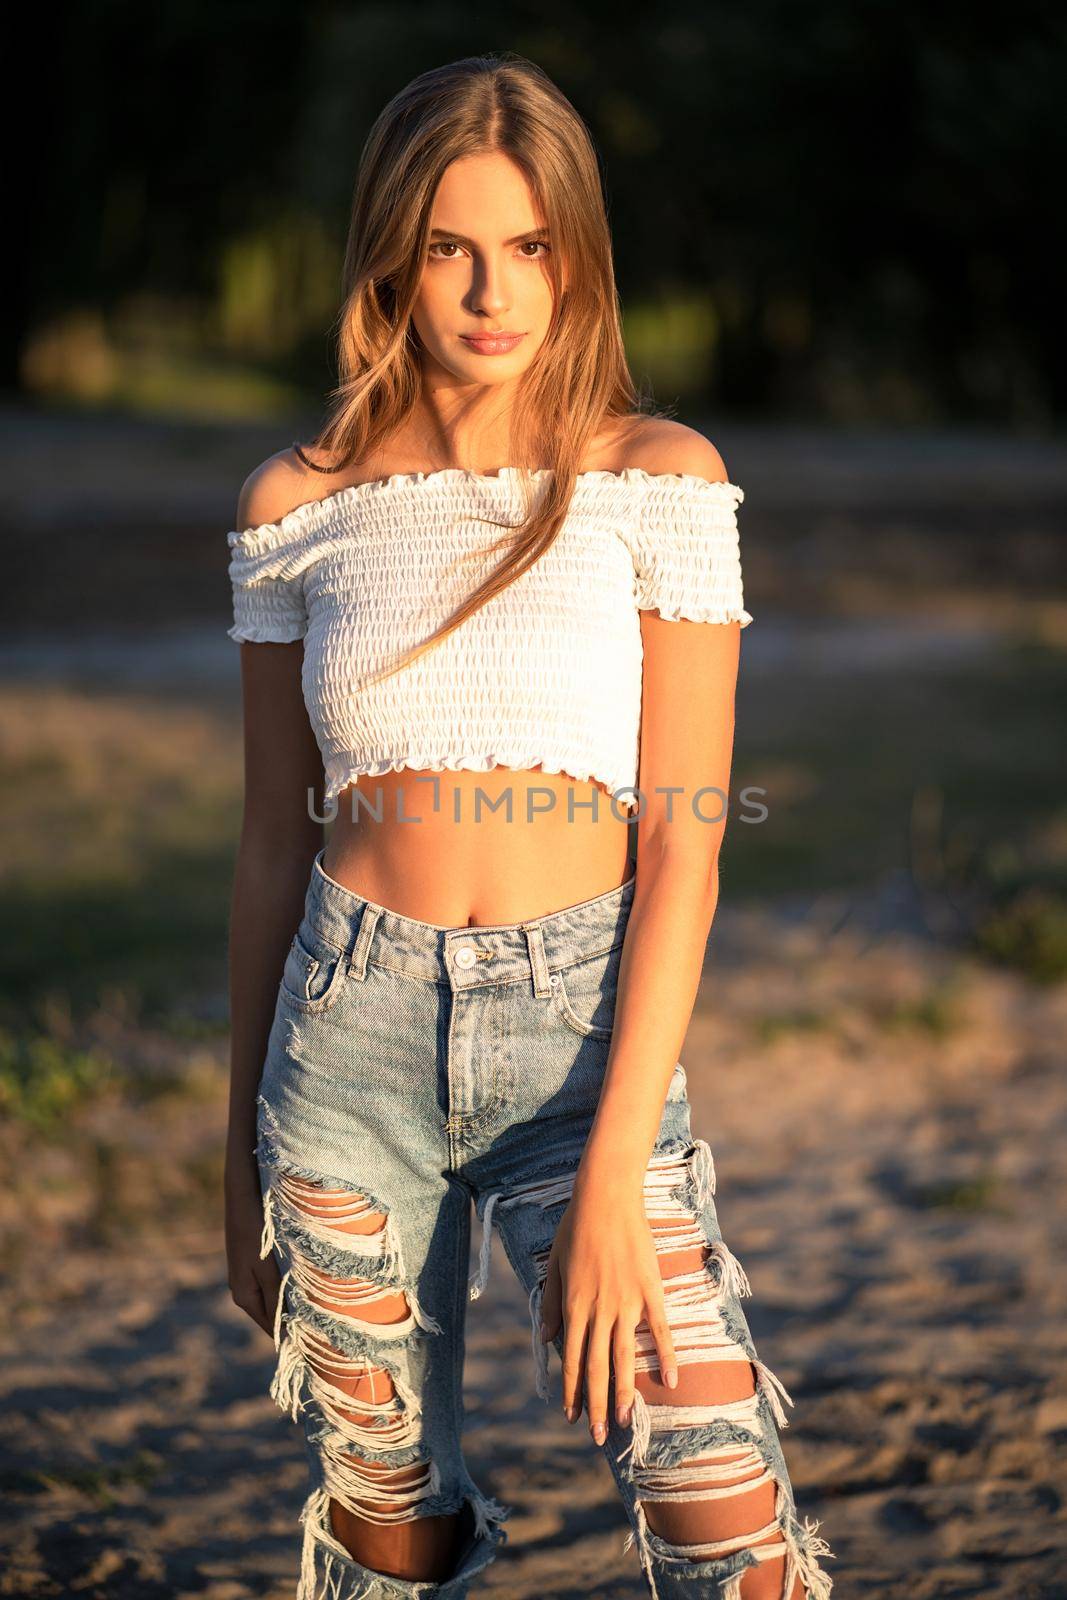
[428,239,551,260]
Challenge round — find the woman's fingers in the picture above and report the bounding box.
[613,1313,638,1428]
[253,1257,281,1336]
[548,1204,676,1442]
[561,1302,589,1423]
[645,1279,678,1390]
[226,1255,284,1341]
[540,1249,563,1343]
[231,1270,272,1336]
[585,1312,614,1445]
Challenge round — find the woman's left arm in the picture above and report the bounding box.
[539,429,745,1447]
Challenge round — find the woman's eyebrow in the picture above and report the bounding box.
[428,226,549,247]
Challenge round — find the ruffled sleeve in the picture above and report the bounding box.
[227,519,310,643]
[624,474,753,626]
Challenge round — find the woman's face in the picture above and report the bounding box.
[410,151,560,389]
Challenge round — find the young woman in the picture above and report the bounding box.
[224,52,835,1600]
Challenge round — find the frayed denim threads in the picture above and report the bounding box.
[251,847,835,1599]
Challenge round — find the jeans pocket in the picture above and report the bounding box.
[278,922,350,1015]
[550,943,622,1040]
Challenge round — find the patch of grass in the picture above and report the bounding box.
[913,1173,1002,1212]
[0,848,236,1020]
[730,635,1067,904]
[156,1011,231,1043]
[972,883,1067,985]
[0,1025,115,1132]
[0,1004,220,1138]
[0,683,242,1019]
[35,1449,164,1508]
[873,983,963,1037]
[754,1008,835,1044]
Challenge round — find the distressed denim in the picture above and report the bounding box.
[255,846,835,1600]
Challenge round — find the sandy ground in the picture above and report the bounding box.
[1,411,1064,1596]
[2,902,1065,1600]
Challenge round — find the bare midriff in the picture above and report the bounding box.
[320,764,635,928]
[302,421,646,929]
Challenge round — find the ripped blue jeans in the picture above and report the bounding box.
[254,846,835,1600]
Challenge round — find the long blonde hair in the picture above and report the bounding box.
[302,51,669,682]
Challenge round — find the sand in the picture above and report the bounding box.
[2,898,1065,1599]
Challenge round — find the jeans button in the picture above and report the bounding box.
[454,944,477,969]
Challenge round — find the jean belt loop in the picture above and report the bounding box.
[348,903,382,981]
[523,922,552,999]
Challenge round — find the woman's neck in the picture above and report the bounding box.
[398,393,527,476]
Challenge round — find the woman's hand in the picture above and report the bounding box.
[225,1171,281,1338]
[539,1187,678,1445]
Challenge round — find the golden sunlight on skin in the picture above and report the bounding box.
[408,150,561,395]
[239,146,788,1596]
[633,1238,806,1600]
[280,1177,473,1584]
[323,766,634,928]
[321,149,632,929]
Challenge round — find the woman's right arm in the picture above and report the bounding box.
[224,455,325,1335]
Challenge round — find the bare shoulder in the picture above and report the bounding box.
[235,444,320,534]
[621,418,730,485]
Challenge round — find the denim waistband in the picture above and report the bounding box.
[304,846,636,995]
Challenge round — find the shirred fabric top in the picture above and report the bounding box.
[227,466,752,810]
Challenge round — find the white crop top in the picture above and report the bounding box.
[227,466,752,811]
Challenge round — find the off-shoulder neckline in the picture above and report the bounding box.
[231,464,744,544]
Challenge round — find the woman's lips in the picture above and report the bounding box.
[459,333,526,355]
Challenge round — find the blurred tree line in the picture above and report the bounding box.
[20,0,1066,424]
